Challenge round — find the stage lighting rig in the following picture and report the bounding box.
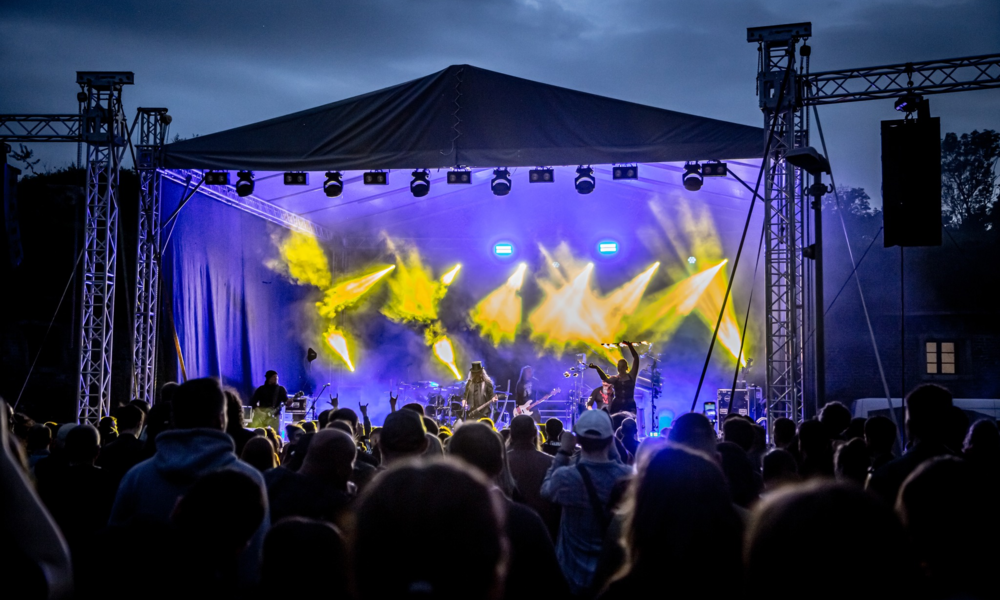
[575,166,596,194]
[323,172,343,197]
[529,167,554,183]
[491,168,511,196]
[363,171,388,185]
[283,172,309,185]
[235,170,254,197]
[682,162,703,191]
[203,171,229,186]
[612,164,638,180]
[701,161,728,177]
[447,168,472,184]
[410,170,431,197]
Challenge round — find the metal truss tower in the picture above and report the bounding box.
[131,108,170,406]
[750,24,811,428]
[750,22,1000,430]
[76,72,133,424]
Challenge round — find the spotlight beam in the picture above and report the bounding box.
[441,264,462,286]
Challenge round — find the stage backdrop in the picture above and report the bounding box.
[160,178,313,402]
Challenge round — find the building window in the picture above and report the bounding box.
[926,342,956,375]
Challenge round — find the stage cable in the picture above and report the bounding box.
[811,105,902,445]
[13,245,87,410]
[802,225,883,347]
[690,50,794,414]
[727,191,768,409]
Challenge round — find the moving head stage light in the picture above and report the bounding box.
[575,166,596,194]
[682,162,703,191]
[410,170,431,197]
[324,172,343,197]
[235,170,254,197]
[491,168,511,196]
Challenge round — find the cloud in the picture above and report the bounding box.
[2,0,997,197]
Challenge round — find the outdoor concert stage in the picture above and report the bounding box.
[156,65,766,433]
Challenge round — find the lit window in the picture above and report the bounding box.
[925,341,956,375]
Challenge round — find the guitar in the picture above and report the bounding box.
[466,395,500,417]
[514,388,560,417]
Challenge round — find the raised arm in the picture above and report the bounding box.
[588,363,610,382]
[627,342,640,379]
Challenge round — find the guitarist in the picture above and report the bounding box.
[249,369,288,429]
[462,361,495,419]
[515,365,559,423]
[514,365,535,416]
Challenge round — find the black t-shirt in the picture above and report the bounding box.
[515,380,535,407]
[250,383,288,409]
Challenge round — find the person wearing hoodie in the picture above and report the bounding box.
[108,377,270,581]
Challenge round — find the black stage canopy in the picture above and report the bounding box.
[163,64,764,171]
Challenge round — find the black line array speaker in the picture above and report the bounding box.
[882,117,942,247]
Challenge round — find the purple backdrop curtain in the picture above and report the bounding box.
[160,178,311,401]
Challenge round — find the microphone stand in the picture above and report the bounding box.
[311,383,330,420]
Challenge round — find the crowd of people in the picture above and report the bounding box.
[4,379,999,599]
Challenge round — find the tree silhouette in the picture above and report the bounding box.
[941,129,1000,231]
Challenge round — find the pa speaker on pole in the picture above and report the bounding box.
[881,117,942,247]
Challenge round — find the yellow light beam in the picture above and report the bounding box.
[317,265,395,319]
[325,329,355,372]
[693,266,747,366]
[470,263,527,345]
[441,264,462,286]
[627,259,728,345]
[382,248,441,324]
[432,337,463,380]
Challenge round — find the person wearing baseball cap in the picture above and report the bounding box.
[540,410,632,596]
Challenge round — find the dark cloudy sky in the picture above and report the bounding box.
[2,0,998,202]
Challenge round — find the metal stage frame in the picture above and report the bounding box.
[752,23,1000,430]
[2,38,998,425]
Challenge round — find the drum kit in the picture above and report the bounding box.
[397,380,514,427]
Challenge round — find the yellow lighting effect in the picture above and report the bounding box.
[432,337,462,380]
[629,260,728,344]
[317,265,395,319]
[382,246,441,324]
[325,328,355,372]
[470,263,527,345]
[694,270,748,367]
[441,264,462,286]
[268,231,332,289]
[528,249,659,357]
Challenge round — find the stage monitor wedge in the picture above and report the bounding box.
[882,117,942,247]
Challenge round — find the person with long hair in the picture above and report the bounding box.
[598,444,743,599]
[463,361,496,419]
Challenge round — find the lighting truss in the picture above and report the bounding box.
[131,108,169,407]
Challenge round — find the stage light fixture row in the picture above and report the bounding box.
[529,167,554,183]
[284,172,309,185]
[575,166,596,194]
[203,170,230,186]
[447,169,472,184]
[613,164,638,180]
[324,171,343,197]
[364,171,388,185]
[682,162,704,191]
[410,169,431,197]
[235,170,254,197]
[491,168,511,196]
[701,161,728,177]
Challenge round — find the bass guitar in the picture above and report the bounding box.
[513,388,560,417]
